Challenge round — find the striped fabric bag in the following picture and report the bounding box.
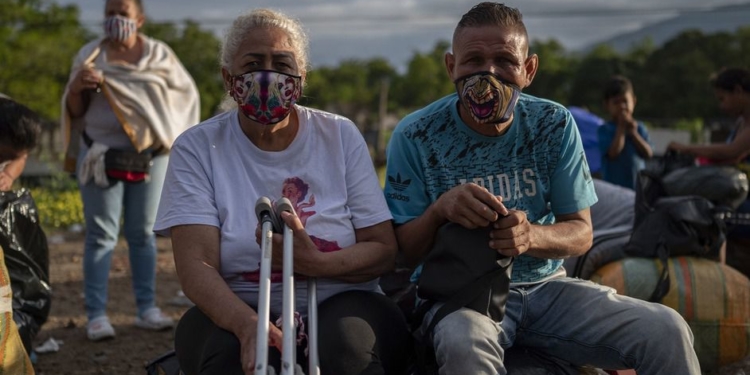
[591,256,750,370]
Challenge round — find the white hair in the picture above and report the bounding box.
[220,8,309,75]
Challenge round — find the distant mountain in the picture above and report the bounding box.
[585,3,750,52]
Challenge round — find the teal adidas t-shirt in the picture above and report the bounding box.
[384,93,598,283]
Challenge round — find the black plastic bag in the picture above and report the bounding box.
[661,165,749,210]
[0,189,51,354]
[644,150,698,177]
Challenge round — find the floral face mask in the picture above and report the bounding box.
[455,72,521,124]
[230,70,302,125]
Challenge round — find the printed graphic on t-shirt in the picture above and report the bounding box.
[242,176,342,283]
[398,106,565,219]
[281,176,317,226]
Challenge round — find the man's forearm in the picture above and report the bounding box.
[526,218,592,259]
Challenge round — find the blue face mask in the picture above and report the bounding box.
[455,72,521,124]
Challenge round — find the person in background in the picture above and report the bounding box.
[0,98,42,375]
[384,3,699,374]
[0,98,40,192]
[668,67,750,169]
[154,8,411,375]
[668,67,750,277]
[60,0,200,341]
[598,75,653,190]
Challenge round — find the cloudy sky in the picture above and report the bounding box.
[56,0,748,69]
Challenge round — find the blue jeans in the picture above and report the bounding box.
[422,277,700,375]
[77,145,168,321]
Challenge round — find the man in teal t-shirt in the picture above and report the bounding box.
[383,3,699,375]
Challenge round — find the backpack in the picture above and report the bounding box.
[412,223,513,374]
[625,159,734,302]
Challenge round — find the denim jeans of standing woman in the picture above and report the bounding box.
[76,142,169,323]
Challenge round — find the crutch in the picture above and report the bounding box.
[254,197,319,375]
[307,277,320,375]
[274,198,302,375]
[254,197,278,375]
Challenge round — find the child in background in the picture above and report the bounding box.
[0,97,41,374]
[598,75,653,190]
[0,98,40,191]
[668,67,750,278]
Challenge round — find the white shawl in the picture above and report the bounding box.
[61,35,200,155]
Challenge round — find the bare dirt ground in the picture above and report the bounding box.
[30,230,750,375]
[33,231,188,375]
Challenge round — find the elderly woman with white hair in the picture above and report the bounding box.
[154,8,412,375]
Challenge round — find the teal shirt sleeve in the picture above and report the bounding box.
[384,125,430,225]
[551,111,599,215]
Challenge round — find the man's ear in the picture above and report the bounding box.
[445,52,456,83]
[523,54,539,88]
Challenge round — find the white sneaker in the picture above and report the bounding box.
[134,307,174,331]
[87,316,116,341]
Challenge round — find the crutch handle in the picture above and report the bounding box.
[275,197,296,215]
[255,196,274,221]
[256,196,283,232]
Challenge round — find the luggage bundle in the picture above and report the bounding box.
[580,153,750,370]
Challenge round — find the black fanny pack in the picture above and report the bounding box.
[82,131,155,183]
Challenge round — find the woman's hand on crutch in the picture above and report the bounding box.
[268,211,323,276]
[239,316,284,375]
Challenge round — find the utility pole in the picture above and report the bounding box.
[377,77,390,166]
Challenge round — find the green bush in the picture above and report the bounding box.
[26,174,84,230]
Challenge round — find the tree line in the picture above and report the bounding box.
[3,1,749,149]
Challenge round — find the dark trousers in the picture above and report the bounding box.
[175,290,412,375]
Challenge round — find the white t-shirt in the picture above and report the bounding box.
[154,106,392,316]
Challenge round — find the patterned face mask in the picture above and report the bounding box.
[230,70,302,125]
[104,15,137,43]
[455,72,521,124]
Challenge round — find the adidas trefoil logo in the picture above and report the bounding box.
[388,173,411,191]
